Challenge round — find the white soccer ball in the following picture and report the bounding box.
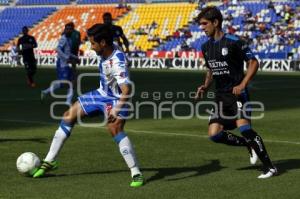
[16,152,40,175]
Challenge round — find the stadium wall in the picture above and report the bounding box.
[0,52,299,72]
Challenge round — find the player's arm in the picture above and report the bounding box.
[121,34,129,53]
[232,39,258,95]
[32,36,38,48]
[56,36,76,61]
[108,54,131,123]
[17,38,22,52]
[196,45,212,99]
[108,83,131,123]
[233,58,259,95]
[119,27,130,52]
[195,69,213,99]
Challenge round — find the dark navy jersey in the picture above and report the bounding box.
[201,34,256,93]
[17,35,37,61]
[111,25,124,39]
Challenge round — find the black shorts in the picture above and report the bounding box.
[208,90,251,130]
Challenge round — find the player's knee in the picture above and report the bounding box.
[107,122,123,136]
[209,131,224,143]
[239,124,257,139]
[62,110,75,123]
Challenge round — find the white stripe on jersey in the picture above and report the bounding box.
[97,49,130,99]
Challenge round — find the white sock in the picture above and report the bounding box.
[44,122,73,162]
[42,82,61,95]
[115,133,141,177]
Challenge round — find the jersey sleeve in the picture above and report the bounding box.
[31,36,37,48]
[201,44,210,69]
[236,39,256,61]
[56,36,69,60]
[112,52,130,85]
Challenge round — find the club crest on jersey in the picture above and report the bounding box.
[222,48,228,56]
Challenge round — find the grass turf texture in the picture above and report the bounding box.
[0,67,300,199]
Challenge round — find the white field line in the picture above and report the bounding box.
[0,118,300,145]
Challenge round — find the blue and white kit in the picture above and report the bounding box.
[78,49,131,118]
[56,34,77,80]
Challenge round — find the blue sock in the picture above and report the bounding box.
[59,120,74,137]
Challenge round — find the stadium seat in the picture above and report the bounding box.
[16,0,70,5]
[0,0,10,5]
[0,7,56,46]
[28,6,128,50]
[116,3,197,51]
[77,0,145,4]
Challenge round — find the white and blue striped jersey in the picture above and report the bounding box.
[56,35,77,68]
[97,49,130,99]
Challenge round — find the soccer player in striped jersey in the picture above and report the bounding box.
[41,23,78,105]
[33,24,144,187]
[195,6,277,178]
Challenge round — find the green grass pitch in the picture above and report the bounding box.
[0,67,300,199]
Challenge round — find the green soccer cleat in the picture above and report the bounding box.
[32,160,58,178]
[130,174,144,188]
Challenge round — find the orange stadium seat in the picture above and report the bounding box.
[29,6,128,50]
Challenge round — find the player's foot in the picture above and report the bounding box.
[248,147,258,165]
[40,91,45,102]
[32,160,58,178]
[258,167,278,179]
[130,174,144,187]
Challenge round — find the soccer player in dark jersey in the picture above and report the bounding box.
[195,6,277,178]
[103,12,130,53]
[17,26,38,88]
[68,22,81,75]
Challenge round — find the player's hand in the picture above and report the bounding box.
[195,85,207,100]
[107,108,118,123]
[232,83,246,96]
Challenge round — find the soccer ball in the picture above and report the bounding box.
[16,152,40,175]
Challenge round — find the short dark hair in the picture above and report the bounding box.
[103,12,112,18]
[87,23,113,46]
[197,6,223,28]
[65,22,73,29]
[66,22,75,28]
[22,26,28,31]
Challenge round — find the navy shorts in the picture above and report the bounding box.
[209,90,251,130]
[56,61,74,81]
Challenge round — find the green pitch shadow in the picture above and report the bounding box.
[236,158,300,175]
[41,159,224,183]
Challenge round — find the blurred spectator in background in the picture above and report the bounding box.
[68,22,81,75]
[103,12,130,53]
[17,26,37,88]
[9,41,19,68]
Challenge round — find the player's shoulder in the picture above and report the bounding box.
[201,38,211,51]
[112,24,122,30]
[224,34,243,43]
[112,49,126,62]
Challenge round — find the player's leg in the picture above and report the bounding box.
[107,118,144,187]
[208,122,248,146]
[27,59,37,87]
[41,81,61,101]
[33,101,85,177]
[237,119,277,178]
[66,67,75,105]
